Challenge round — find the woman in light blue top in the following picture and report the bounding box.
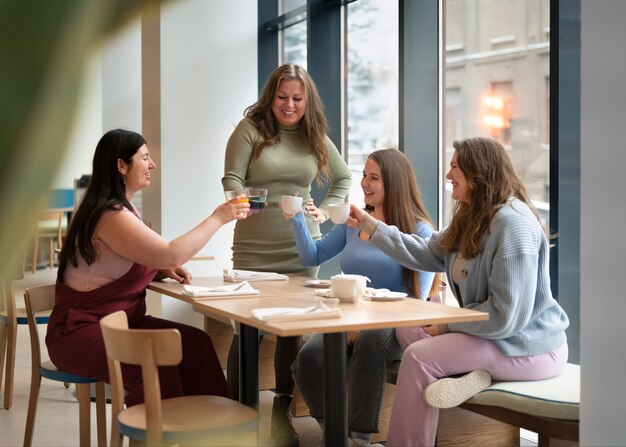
[348,137,570,447]
[286,149,438,447]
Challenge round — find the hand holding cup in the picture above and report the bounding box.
[223,190,250,220]
[225,190,249,203]
[346,204,367,228]
[281,195,303,214]
[328,203,350,224]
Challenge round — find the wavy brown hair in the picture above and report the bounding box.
[439,137,541,259]
[244,63,330,182]
[366,149,440,299]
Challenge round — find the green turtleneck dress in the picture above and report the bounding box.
[222,118,352,276]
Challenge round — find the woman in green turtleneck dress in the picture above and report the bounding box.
[222,63,351,447]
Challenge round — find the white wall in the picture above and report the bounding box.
[101,19,142,133]
[159,0,257,323]
[52,18,142,191]
[580,0,626,444]
[54,1,257,325]
[51,51,103,189]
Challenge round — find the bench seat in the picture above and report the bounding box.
[387,361,580,446]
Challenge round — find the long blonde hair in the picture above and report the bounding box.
[367,149,440,299]
[245,63,330,182]
[440,137,541,258]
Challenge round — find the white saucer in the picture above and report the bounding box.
[305,279,332,288]
[368,292,407,301]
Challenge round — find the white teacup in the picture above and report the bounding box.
[330,274,370,303]
[328,203,350,224]
[281,195,303,214]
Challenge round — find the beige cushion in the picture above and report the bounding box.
[466,363,579,421]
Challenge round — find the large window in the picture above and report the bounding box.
[273,0,550,225]
[346,0,399,204]
[443,0,551,228]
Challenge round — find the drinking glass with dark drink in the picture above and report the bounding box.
[245,187,268,215]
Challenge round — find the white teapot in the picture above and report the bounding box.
[330,274,371,303]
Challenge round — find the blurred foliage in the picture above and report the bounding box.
[0,0,166,284]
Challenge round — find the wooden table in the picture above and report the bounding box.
[147,275,312,304]
[153,278,489,447]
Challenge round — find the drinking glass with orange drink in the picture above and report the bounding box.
[224,190,249,203]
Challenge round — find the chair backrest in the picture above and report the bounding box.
[23,284,56,379]
[36,211,64,247]
[1,260,25,319]
[99,311,182,446]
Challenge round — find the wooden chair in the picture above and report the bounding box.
[0,260,53,409]
[31,210,64,273]
[23,284,107,447]
[100,310,259,447]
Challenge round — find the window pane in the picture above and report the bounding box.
[281,0,305,11]
[282,20,307,67]
[443,0,550,228]
[280,0,307,67]
[346,0,399,204]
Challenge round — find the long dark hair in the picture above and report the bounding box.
[60,129,146,267]
[244,63,331,182]
[365,149,438,298]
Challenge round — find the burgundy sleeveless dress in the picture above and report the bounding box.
[46,262,230,406]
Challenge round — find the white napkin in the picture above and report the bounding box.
[223,268,289,282]
[364,288,391,298]
[314,288,335,298]
[251,303,342,322]
[182,281,259,298]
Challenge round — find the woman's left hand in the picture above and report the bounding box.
[347,330,361,346]
[305,200,327,223]
[422,323,449,337]
[160,266,192,284]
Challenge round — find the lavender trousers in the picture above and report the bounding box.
[387,326,569,447]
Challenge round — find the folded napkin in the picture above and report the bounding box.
[314,288,335,298]
[182,281,259,298]
[251,304,342,322]
[223,268,289,282]
[364,288,391,298]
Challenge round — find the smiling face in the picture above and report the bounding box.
[271,79,306,126]
[118,144,156,198]
[446,150,469,202]
[361,158,385,210]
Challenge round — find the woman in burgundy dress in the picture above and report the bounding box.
[46,129,249,406]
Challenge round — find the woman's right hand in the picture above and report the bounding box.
[213,196,250,224]
[346,204,366,228]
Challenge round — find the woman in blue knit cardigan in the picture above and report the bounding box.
[347,136,570,447]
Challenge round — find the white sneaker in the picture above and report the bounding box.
[322,438,383,447]
[348,438,385,447]
[423,369,491,409]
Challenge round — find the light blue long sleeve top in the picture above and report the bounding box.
[363,199,569,356]
[291,212,435,299]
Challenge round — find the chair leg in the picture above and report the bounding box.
[0,321,7,394]
[32,238,39,274]
[48,239,54,270]
[2,318,17,409]
[23,369,42,447]
[95,382,107,447]
[76,383,92,447]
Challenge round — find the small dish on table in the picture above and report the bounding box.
[304,279,332,288]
